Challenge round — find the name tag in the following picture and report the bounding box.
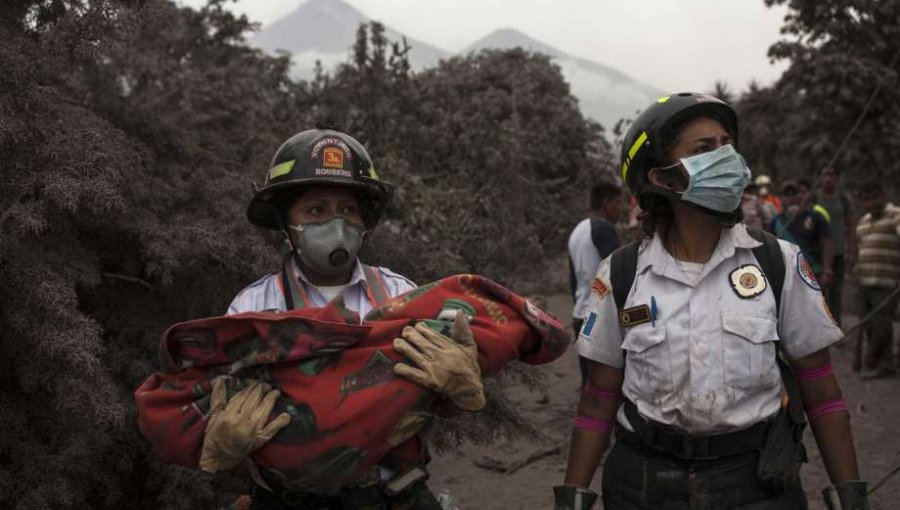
[618,305,651,328]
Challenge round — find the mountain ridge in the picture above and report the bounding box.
[251,0,661,129]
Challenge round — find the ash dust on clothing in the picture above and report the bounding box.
[227,258,416,318]
[576,224,844,435]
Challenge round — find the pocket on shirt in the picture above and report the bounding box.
[721,311,780,392]
[622,323,672,397]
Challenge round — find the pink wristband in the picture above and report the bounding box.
[795,362,833,381]
[805,398,848,421]
[575,415,614,433]
[584,383,622,402]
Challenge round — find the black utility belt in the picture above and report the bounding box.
[619,399,770,461]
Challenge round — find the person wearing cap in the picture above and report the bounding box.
[771,179,834,289]
[555,93,868,510]
[199,127,484,509]
[755,174,783,215]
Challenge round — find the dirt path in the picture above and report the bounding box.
[428,294,900,509]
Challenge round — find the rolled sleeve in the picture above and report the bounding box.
[575,257,626,368]
[776,241,844,360]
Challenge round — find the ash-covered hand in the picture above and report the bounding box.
[392,311,486,411]
[199,378,292,473]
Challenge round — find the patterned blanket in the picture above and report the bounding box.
[135,274,569,493]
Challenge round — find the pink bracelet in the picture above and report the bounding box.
[795,362,833,381]
[584,383,622,402]
[805,398,848,421]
[575,415,614,433]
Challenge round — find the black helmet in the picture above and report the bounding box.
[620,92,738,200]
[247,128,394,230]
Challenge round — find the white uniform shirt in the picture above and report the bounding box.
[227,258,417,319]
[569,218,619,319]
[576,224,843,434]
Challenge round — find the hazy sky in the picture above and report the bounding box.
[180,0,792,93]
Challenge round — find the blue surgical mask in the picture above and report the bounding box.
[668,144,751,213]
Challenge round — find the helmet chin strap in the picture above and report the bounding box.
[642,184,743,227]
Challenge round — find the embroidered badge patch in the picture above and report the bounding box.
[618,305,651,328]
[580,312,597,338]
[797,252,820,290]
[591,277,610,299]
[729,264,767,299]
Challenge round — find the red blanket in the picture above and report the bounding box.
[135,275,569,493]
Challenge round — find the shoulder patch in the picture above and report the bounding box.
[729,264,767,299]
[580,312,597,338]
[797,252,820,290]
[591,277,610,299]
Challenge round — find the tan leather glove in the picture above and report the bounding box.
[392,311,485,411]
[199,378,292,473]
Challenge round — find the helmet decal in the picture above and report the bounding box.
[656,96,671,103]
[268,160,295,182]
[367,166,379,180]
[310,137,353,160]
[322,147,344,168]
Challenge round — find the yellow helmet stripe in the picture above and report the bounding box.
[628,131,648,160]
[268,160,295,180]
[621,161,630,180]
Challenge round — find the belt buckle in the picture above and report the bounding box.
[681,435,713,460]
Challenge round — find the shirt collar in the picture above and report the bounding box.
[639,224,762,287]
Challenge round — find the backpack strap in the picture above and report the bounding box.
[745,227,806,435]
[746,227,785,316]
[609,241,641,311]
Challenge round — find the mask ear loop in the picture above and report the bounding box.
[649,161,688,193]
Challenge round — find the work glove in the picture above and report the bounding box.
[553,485,598,510]
[822,480,870,510]
[392,311,485,411]
[199,378,292,473]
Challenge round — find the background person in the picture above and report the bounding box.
[555,93,868,510]
[756,174,783,215]
[742,181,773,231]
[815,165,857,326]
[772,179,835,289]
[567,181,622,388]
[855,181,900,379]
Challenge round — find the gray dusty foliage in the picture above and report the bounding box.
[0,1,612,509]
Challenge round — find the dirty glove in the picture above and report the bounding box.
[199,378,292,473]
[553,485,598,510]
[823,481,870,510]
[392,311,485,411]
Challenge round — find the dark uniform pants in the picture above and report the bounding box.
[601,441,808,510]
[861,285,900,371]
[249,480,443,510]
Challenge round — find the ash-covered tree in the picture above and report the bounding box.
[738,0,900,189]
[1,4,612,510]
[0,1,306,508]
